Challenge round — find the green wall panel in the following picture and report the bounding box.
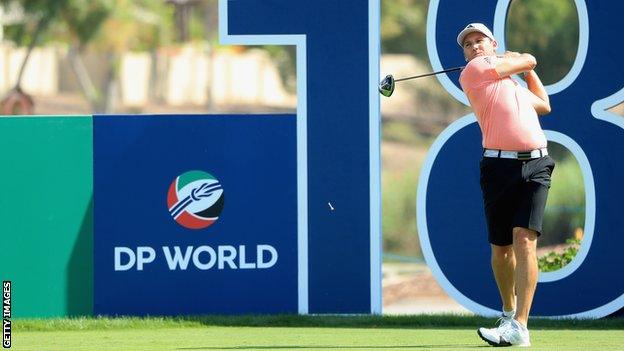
[0,116,93,317]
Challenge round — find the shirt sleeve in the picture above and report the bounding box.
[459,56,500,93]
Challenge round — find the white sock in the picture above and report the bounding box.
[503,309,515,318]
[516,321,528,331]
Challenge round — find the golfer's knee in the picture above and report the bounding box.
[491,245,513,264]
[513,227,537,256]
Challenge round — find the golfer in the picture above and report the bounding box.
[457,23,554,347]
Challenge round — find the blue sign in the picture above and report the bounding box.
[221,0,381,314]
[93,0,382,315]
[94,115,298,315]
[419,0,624,318]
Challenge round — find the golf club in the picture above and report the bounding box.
[379,66,464,97]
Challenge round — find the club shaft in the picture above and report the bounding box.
[394,66,464,82]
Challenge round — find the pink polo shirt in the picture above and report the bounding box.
[459,55,547,151]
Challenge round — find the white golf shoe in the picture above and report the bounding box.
[478,317,531,347]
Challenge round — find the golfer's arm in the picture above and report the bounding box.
[524,70,551,115]
[494,54,536,78]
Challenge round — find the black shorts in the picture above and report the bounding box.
[479,155,556,246]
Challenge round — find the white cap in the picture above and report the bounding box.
[457,23,496,47]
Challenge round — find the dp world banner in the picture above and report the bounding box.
[93,115,298,315]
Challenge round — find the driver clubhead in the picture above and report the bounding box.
[378,74,395,97]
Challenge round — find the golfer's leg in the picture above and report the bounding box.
[512,227,538,327]
[491,244,516,312]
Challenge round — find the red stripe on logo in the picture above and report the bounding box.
[176,211,215,230]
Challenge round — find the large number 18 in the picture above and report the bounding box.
[418,0,624,318]
[222,0,381,314]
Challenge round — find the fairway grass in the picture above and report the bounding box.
[11,315,624,351]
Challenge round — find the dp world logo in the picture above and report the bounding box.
[167,170,224,229]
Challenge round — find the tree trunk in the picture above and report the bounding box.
[101,52,119,113]
[67,46,102,112]
[14,17,49,90]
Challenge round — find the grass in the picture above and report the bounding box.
[11,315,624,350]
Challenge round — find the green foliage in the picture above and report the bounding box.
[1,0,176,51]
[382,168,420,256]
[263,45,297,93]
[1,0,580,72]
[1,0,109,47]
[87,1,175,52]
[379,0,579,87]
[383,121,431,145]
[542,142,585,246]
[0,0,65,45]
[381,0,428,60]
[506,0,579,85]
[538,239,581,272]
[61,0,112,47]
